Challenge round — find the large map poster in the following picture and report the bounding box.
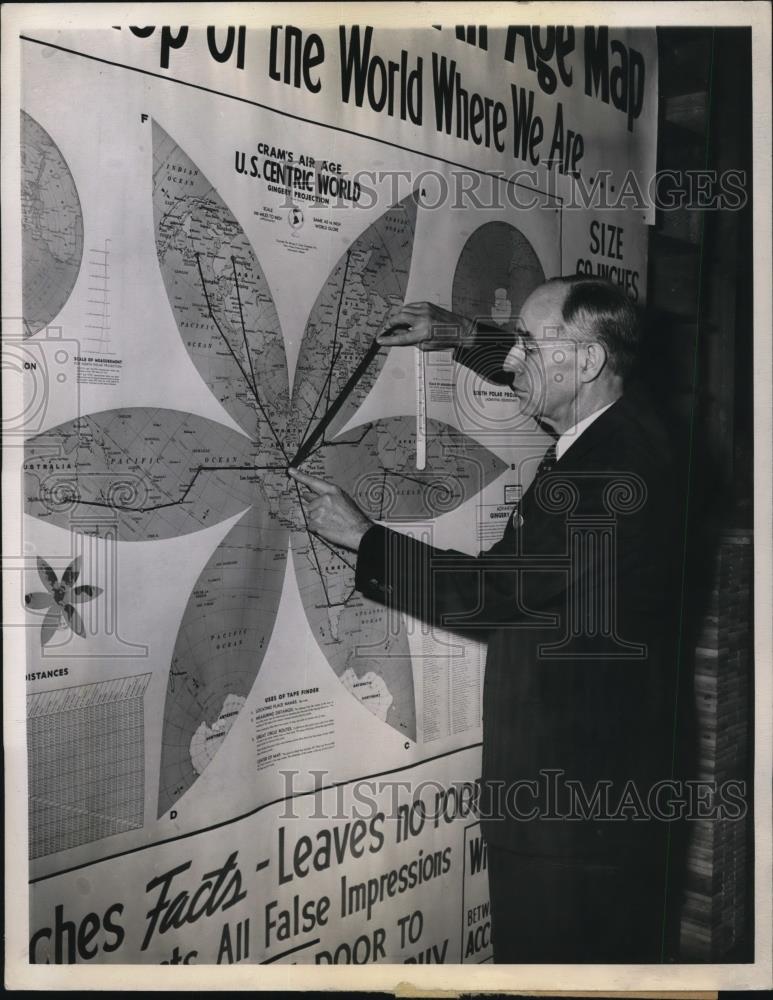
[6,8,658,974]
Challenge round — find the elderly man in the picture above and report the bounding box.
[290,276,681,963]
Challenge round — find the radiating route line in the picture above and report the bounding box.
[324,250,352,428]
[290,339,382,467]
[194,252,289,462]
[298,345,342,449]
[301,423,371,464]
[313,534,356,573]
[56,464,285,514]
[231,255,260,405]
[291,477,335,609]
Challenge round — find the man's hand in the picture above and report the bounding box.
[378,301,471,351]
[288,468,373,551]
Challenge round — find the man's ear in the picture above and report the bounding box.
[579,341,608,382]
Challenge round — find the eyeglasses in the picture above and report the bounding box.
[510,334,541,359]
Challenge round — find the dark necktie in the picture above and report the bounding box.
[507,441,558,534]
[534,441,558,479]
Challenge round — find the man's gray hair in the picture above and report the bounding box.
[551,275,641,380]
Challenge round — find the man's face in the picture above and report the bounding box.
[503,282,582,429]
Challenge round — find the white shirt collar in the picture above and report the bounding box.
[555,401,616,461]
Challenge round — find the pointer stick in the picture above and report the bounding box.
[289,337,382,468]
[415,348,427,470]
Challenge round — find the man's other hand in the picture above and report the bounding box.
[288,468,373,551]
[377,302,470,350]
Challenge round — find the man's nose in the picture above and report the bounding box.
[502,344,526,372]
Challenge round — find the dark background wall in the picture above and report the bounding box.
[642,27,754,962]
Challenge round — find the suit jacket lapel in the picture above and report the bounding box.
[518,398,626,522]
[553,396,626,470]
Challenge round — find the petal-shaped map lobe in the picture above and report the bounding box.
[288,191,418,454]
[152,122,289,455]
[21,111,84,338]
[288,416,506,740]
[319,415,508,521]
[158,501,289,815]
[24,408,263,540]
[290,514,416,742]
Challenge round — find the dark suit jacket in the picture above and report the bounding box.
[355,379,681,861]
